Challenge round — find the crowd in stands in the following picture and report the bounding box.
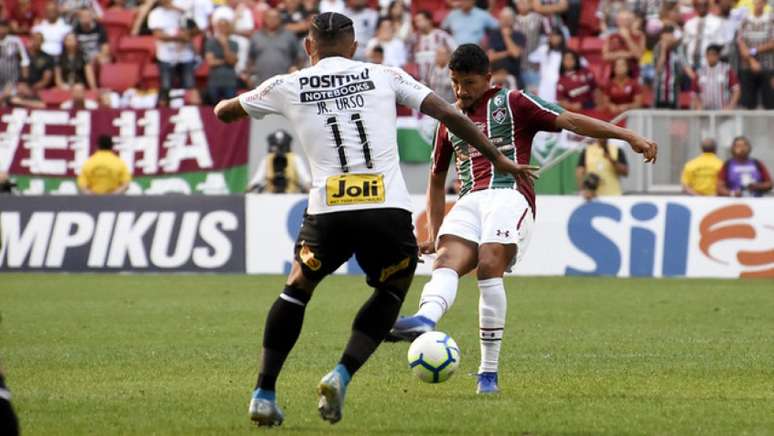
[0,0,772,111]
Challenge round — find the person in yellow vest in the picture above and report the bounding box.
[77,135,131,195]
[681,138,724,195]
[247,130,311,193]
[576,138,629,200]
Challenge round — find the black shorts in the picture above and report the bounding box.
[294,208,418,287]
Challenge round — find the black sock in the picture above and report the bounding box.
[340,288,405,375]
[255,286,310,391]
[0,375,18,436]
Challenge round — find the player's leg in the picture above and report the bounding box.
[250,212,352,427]
[0,366,19,436]
[317,208,418,424]
[474,189,533,394]
[388,195,482,341]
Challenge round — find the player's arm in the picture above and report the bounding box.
[214,97,248,123]
[422,169,447,254]
[554,111,658,163]
[420,93,538,181]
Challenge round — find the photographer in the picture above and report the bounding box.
[576,138,629,200]
[717,136,772,197]
[247,130,311,193]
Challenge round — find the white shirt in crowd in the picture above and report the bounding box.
[682,13,727,66]
[319,0,346,14]
[528,45,562,103]
[211,4,255,34]
[239,56,433,214]
[148,6,195,64]
[173,0,214,31]
[32,18,73,57]
[344,7,379,61]
[366,37,407,67]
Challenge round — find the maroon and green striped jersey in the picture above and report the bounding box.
[431,88,564,215]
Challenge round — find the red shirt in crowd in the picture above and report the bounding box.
[605,32,644,78]
[604,78,641,105]
[556,68,597,109]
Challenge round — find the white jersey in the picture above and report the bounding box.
[239,56,432,215]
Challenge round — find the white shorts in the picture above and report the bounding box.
[437,189,534,266]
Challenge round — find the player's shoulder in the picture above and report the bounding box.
[510,89,564,115]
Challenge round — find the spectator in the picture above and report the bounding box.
[576,138,629,199]
[345,0,379,60]
[386,0,411,41]
[601,57,642,116]
[247,130,311,193]
[514,0,543,92]
[16,32,54,96]
[717,136,772,197]
[531,0,568,34]
[320,0,346,14]
[248,8,301,87]
[442,0,498,45]
[148,0,196,93]
[172,0,214,33]
[556,50,597,111]
[55,33,96,89]
[602,10,646,78]
[653,25,690,109]
[428,45,455,102]
[0,20,29,93]
[211,0,255,37]
[367,44,384,63]
[490,63,518,89]
[681,138,723,195]
[682,0,725,69]
[78,135,131,195]
[408,10,456,86]
[486,7,526,88]
[58,0,103,24]
[597,0,628,35]
[528,28,564,102]
[692,44,740,110]
[73,8,110,65]
[107,0,136,11]
[737,0,774,109]
[61,82,98,109]
[32,2,73,58]
[10,0,35,35]
[205,18,240,104]
[366,17,407,67]
[279,0,311,38]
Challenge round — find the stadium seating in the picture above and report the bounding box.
[116,36,156,69]
[99,62,141,92]
[102,9,137,51]
[38,88,74,106]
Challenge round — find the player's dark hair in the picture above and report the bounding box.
[706,44,723,55]
[310,12,354,48]
[732,135,751,148]
[97,135,113,150]
[449,44,490,75]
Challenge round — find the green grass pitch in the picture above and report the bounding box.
[1,274,773,435]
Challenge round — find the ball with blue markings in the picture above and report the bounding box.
[407,331,461,383]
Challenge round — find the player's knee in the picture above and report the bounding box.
[477,255,507,279]
[378,277,412,303]
[286,265,318,296]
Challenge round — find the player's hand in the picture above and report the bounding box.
[418,240,436,255]
[629,136,658,164]
[494,155,540,182]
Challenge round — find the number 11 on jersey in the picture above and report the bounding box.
[326,112,373,173]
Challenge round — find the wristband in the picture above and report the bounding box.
[750,47,758,57]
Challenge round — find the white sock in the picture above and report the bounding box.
[416,267,459,324]
[478,278,506,374]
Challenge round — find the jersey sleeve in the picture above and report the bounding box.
[755,160,772,183]
[238,75,288,119]
[431,122,453,175]
[387,66,433,111]
[510,90,564,133]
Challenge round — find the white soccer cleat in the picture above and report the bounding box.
[248,397,284,427]
[317,365,350,424]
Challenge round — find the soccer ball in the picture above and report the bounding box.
[407,331,461,383]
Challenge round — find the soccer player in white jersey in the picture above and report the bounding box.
[214,13,538,427]
[388,44,658,394]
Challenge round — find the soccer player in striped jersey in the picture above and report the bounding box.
[389,44,657,394]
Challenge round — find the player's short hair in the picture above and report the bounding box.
[310,12,354,46]
[732,135,751,148]
[97,135,113,150]
[416,10,433,21]
[706,44,723,55]
[449,44,490,75]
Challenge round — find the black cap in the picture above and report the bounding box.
[311,12,354,35]
[268,130,292,147]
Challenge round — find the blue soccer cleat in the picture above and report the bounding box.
[317,364,351,424]
[385,315,436,342]
[248,389,284,427]
[477,372,500,394]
